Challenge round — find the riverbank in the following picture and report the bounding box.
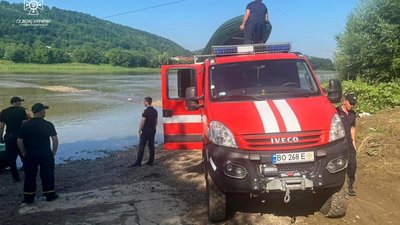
[0,60,160,75]
[0,108,399,225]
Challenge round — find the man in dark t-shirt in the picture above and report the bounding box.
[240,0,269,44]
[17,103,59,204]
[130,97,158,167]
[0,96,29,182]
[336,93,358,196]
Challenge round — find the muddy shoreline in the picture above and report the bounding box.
[1,108,399,225]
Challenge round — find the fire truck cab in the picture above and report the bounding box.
[161,43,349,221]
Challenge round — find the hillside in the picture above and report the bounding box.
[0,1,192,67]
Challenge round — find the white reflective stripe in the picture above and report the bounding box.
[210,157,217,171]
[163,115,202,124]
[273,100,301,132]
[254,101,280,133]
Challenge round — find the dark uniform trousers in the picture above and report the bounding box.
[244,21,266,44]
[347,142,357,188]
[4,135,24,181]
[135,132,155,165]
[23,151,56,201]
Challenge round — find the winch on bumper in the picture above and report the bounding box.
[204,138,349,202]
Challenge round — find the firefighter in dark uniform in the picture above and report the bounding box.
[240,0,269,44]
[17,103,59,203]
[0,96,29,182]
[336,93,358,196]
[130,97,158,167]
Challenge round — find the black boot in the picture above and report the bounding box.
[347,179,356,196]
[45,193,59,202]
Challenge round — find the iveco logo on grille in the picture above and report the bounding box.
[270,137,300,144]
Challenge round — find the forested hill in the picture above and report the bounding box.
[0,1,192,67]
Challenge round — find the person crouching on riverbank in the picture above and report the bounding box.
[130,97,158,167]
[17,103,59,204]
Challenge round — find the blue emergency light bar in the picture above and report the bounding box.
[211,43,291,56]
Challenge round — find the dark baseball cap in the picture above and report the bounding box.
[31,103,49,113]
[345,93,357,106]
[10,96,24,104]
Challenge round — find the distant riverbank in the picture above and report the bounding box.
[0,61,160,75]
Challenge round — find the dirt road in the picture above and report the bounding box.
[0,108,399,225]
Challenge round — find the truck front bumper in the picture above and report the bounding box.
[204,138,349,195]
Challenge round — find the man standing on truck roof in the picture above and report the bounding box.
[240,0,269,44]
[0,97,29,183]
[336,93,358,196]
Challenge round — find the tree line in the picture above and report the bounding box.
[0,41,176,67]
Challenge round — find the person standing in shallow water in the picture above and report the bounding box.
[240,0,269,44]
[17,103,59,204]
[130,97,158,167]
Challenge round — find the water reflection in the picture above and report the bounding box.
[0,74,162,164]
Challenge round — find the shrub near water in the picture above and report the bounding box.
[341,79,400,114]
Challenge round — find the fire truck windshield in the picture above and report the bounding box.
[209,59,321,101]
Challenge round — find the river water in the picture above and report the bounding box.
[0,72,336,164]
[0,74,163,164]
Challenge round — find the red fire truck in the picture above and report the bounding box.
[161,43,349,221]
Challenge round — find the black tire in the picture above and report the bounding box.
[320,184,349,218]
[206,172,227,222]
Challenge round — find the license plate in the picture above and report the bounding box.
[272,151,315,164]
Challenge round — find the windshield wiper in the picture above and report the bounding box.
[216,94,262,101]
[267,90,317,97]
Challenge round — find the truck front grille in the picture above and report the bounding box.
[276,162,316,174]
[241,130,324,150]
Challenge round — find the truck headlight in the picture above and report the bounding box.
[329,113,345,142]
[209,121,237,148]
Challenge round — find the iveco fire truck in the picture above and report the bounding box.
[161,43,349,221]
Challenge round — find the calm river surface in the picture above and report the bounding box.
[0,72,336,164]
[0,74,163,164]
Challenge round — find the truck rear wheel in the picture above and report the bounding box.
[320,184,349,218]
[206,172,227,222]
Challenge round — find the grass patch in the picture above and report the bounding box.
[0,60,160,75]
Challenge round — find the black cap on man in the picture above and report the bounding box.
[31,103,49,113]
[10,96,24,104]
[345,93,357,106]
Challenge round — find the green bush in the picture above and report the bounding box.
[341,79,400,113]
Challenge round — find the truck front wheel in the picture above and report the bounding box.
[319,184,349,218]
[206,172,227,222]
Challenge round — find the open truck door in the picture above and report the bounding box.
[161,65,203,150]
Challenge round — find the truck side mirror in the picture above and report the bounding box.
[185,87,200,111]
[327,79,342,103]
